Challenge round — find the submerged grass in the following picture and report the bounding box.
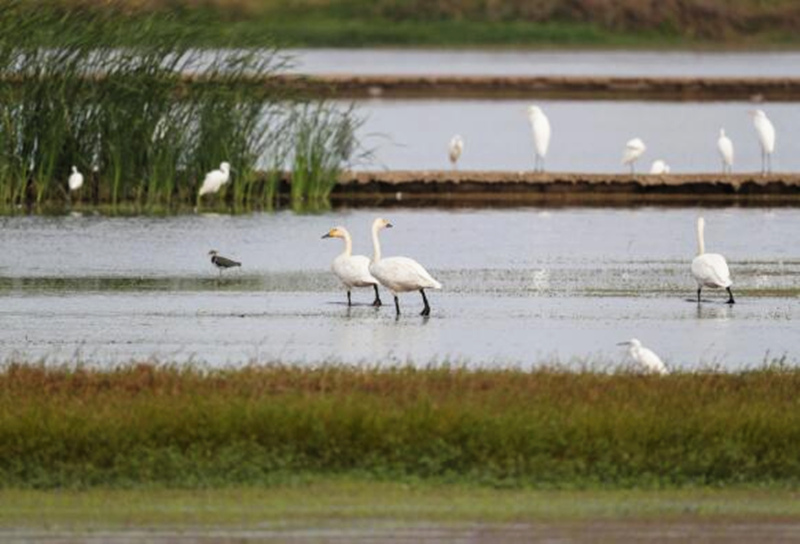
[0,1,360,210]
[1,363,799,489]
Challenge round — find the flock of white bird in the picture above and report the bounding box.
[448,105,777,175]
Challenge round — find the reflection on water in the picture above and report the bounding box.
[0,207,797,368]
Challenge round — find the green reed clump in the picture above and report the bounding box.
[1,363,799,489]
[0,1,359,210]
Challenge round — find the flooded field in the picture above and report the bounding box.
[354,99,800,172]
[0,208,797,368]
[289,49,800,78]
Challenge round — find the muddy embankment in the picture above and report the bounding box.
[268,74,800,101]
[325,171,800,206]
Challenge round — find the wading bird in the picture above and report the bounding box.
[749,110,775,175]
[618,338,668,375]
[622,138,646,174]
[369,218,441,316]
[649,159,670,174]
[717,128,734,174]
[322,226,382,307]
[448,135,464,170]
[208,250,241,277]
[691,217,734,304]
[68,166,84,192]
[527,105,551,172]
[198,162,231,197]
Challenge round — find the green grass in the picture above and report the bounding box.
[2,482,800,529]
[2,363,800,490]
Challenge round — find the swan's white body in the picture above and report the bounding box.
[622,138,646,173]
[323,226,382,306]
[369,218,441,315]
[717,128,734,173]
[448,135,464,169]
[750,110,775,174]
[68,166,84,191]
[527,105,551,172]
[198,162,231,196]
[691,217,734,303]
[649,160,670,174]
[620,339,668,375]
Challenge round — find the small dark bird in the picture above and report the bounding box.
[208,250,241,277]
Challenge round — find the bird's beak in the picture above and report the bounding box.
[616,342,629,346]
[321,233,332,239]
[386,223,393,228]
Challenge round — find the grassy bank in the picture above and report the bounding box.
[1,363,799,489]
[17,0,800,48]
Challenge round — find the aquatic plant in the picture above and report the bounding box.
[1,363,799,489]
[0,1,359,210]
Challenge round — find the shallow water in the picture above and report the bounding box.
[289,49,800,78]
[353,99,800,173]
[0,208,797,368]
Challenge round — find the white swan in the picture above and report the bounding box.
[369,218,442,316]
[622,138,646,174]
[198,162,231,197]
[68,166,84,191]
[322,226,381,307]
[649,159,670,174]
[448,135,463,170]
[691,217,734,304]
[527,105,551,172]
[618,339,668,375]
[749,110,775,175]
[717,128,734,174]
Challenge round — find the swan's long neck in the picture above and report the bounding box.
[696,219,706,256]
[341,230,353,258]
[371,224,382,263]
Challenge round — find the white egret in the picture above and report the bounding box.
[68,166,84,191]
[208,250,241,277]
[749,110,775,175]
[717,128,734,174]
[691,217,734,304]
[649,160,670,174]
[198,162,231,197]
[369,218,442,316]
[448,135,464,170]
[527,105,551,172]
[322,226,382,307]
[618,339,668,375]
[622,138,646,174]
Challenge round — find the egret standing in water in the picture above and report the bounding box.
[691,217,734,304]
[448,135,464,170]
[322,226,382,307]
[717,128,734,174]
[622,138,646,174]
[527,105,551,172]
[208,250,241,277]
[749,110,775,175]
[198,162,231,197]
[369,218,441,316]
[68,166,84,192]
[649,159,670,174]
[618,339,668,375]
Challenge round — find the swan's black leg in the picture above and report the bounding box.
[347,291,352,307]
[372,284,382,307]
[420,289,431,316]
[726,287,735,305]
[394,296,401,315]
[697,287,702,303]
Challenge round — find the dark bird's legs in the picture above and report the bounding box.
[394,296,401,315]
[696,287,702,303]
[420,289,431,316]
[726,287,735,305]
[347,290,352,307]
[372,284,382,307]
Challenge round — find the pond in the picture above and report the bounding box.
[0,207,796,369]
